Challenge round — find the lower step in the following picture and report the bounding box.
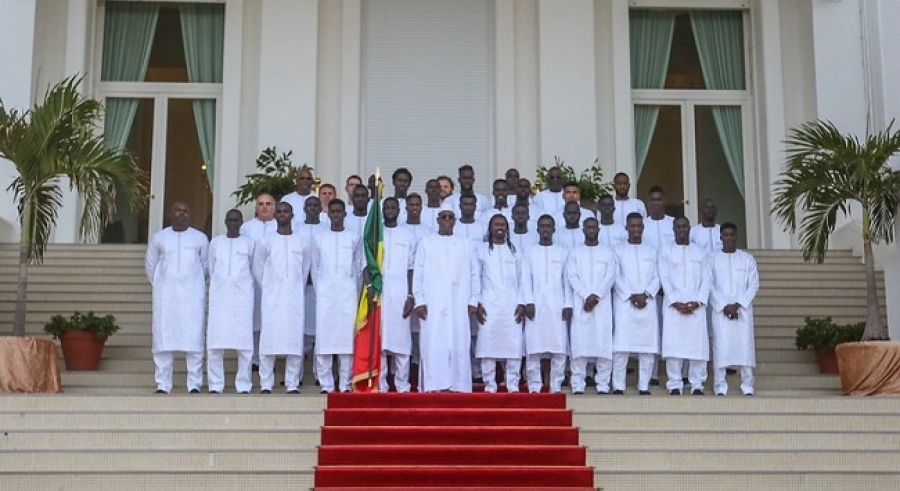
[313,465,594,488]
[317,445,586,466]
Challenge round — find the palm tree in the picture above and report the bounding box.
[772,120,900,341]
[0,76,145,336]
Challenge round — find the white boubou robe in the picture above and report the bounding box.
[455,219,486,245]
[381,225,416,355]
[554,226,584,251]
[510,229,539,253]
[612,198,647,226]
[599,222,628,248]
[295,221,329,337]
[240,218,277,335]
[532,189,564,216]
[521,244,571,356]
[567,244,617,360]
[207,235,255,352]
[145,227,209,353]
[710,250,759,368]
[472,243,527,360]
[279,191,317,216]
[254,232,311,356]
[658,243,712,361]
[612,242,660,354]
[643,215,676,251]
[690,224,723,255]
[413,234,478,392]
[312,229,363,355]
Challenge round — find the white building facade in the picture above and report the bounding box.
[2,0,900,335]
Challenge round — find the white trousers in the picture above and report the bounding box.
[154,351,203,393]
[316,354,352,393]
[572,356,613,393]
[379,351,411,393]
[207,349,253,393]
[665,358,708,392]
[480,358,522,393]
[525,353,567,393]
[613,352,655,391]
[714,366,754,395]
[259,354,303,392]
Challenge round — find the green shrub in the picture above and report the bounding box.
[795,317,865,353]
[43,311,120,340]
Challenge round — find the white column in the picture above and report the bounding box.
[213,0,245,237]
[0,0,37,243]
[493,0,516,176]
[513,0,540,178]
[604,0,633,182]
[537,0,598,171]
[753,0,789,249]
[338,0,363,184]
[257,0,318,168]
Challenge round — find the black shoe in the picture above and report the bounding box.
[669,389,681,396]
[155,389,167,394]
[716,393,725,397]
[472,377,484,384]
[626,367,635,374]
[682,377,689,384]
[238,391,250,395]
[315,379,320,387]
[649,378,660,386]
[209,390,220,394]
[612,389,624,395]
[744,392,754,397]
[286,389,300,395]
[726,368,737,375]
[639,390,651,396]
[260,389,272,394]
[252,364,259,372]
[692,389,704,396]
[280,380,285,386]
[319,389,329,394]
[572,391,584,395]
[189,388,200,394]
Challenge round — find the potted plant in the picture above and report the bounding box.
[232,146,309,206]
[44,312,120,371]
[535,156,613,210]
[795,317,865,374]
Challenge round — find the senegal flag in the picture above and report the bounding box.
[351,175,384,392]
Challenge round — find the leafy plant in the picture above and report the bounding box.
[772,120,900,341]
[535,156,612,203]
[44,311,121,341]
[232,147,308,206]
[0,76,145,336]
[795,317,865,353]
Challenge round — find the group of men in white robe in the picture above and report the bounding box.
[145,166,758,396]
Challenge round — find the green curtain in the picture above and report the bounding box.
[690,11,745,196]
[180,3,224,188]
[101,2,160,150]
[630,10,675,180]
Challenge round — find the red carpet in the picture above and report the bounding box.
[314,392,594,490]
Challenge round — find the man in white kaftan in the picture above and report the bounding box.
[611,173,647,226]
[145,202,208,394]
[522,215,571,393]
[379,198,416,393]
[279,167,317,215]
[597,195,628,248]
[555,201,589,251]
[509,203,538,252]
[207,209,256,394]
[690,199,722,255]
[612,213,660,394]
[710,223,759,396]
[532,166,565,217]
[296,196,329,379]
[239,193,277,368]
[313,199,363,393]
[254,202,311,393]
[659,216,712,395]
[567,218,618,394]
[413,209,478,393]
[472,214,528,393]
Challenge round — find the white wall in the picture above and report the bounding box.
[537,0,598,173]
[257,0,318,170]
[0,0,37,243]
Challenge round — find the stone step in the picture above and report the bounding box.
[593,473,900,491]
[0,430,323,451]
[588,450,900,473]
[0,450,318,473]
[0,474,314,491]
[581,431,900,451]
[573,413,898,432]
[0,412,324,432]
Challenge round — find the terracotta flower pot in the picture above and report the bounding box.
[58,331,106,371]
[813,349,839,374]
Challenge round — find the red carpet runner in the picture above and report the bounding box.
[314,392,594,490]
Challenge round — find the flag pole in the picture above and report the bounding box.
[368,168,382,389]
